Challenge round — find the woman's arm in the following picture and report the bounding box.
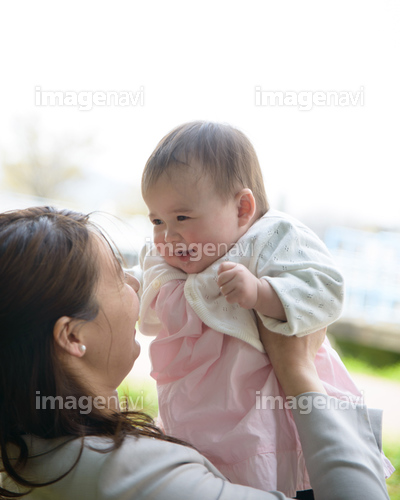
[28,391,389,499]
[79,327,388,500]
[258,322,389,500]
[258,321,327,396]
[292,393,389,500]
[76,400,388,500]
[26,326,389,500]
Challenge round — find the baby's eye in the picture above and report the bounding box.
[177,215,190,221]
[152,219,163,226]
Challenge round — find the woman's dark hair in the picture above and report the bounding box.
[0,206,186,497]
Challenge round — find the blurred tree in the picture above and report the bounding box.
[1,121,90,199]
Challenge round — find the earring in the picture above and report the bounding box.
[79,344,87,354]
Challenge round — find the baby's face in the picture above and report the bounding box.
[143,170,242,274]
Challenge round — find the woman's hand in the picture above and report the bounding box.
[257,317,327,397]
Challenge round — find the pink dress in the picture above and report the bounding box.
[149,280,393,497]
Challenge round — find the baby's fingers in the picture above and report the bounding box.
[219,281,236,298]
[218,261,237,275]
[217,262,238,287]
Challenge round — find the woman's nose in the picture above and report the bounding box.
[131,276,140,293]
[125,272,140,293]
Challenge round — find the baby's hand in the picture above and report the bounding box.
[217,261,260,309]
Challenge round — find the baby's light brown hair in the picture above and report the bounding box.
[141,121,269,217]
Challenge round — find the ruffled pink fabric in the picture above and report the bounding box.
[149,280,393,496]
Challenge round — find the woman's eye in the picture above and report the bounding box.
[177,215,189,221]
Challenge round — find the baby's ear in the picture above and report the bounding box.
[236,189,256,227]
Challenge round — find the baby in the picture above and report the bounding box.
[135,121,393,497]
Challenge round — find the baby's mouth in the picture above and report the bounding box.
[175,247,198,259]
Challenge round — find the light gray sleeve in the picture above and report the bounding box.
[24,394,389,500]
[95,437,285,500]
[291,393,390,500]
[92,394,389,500]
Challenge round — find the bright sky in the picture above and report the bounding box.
[0,0,399,229]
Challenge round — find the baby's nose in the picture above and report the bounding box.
[165,228,181,242]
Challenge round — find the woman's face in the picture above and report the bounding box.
[81,236,141,393]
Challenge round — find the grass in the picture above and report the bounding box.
[331,336,400,382]
[117,379,158,418]
[333,339,400,498]
[342,355,400,382]
[384,441,400,500]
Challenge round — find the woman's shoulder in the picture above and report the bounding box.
[23,433,276,499]
[84,433,209,465]
[22,434,242,500]
[30,433,213,470]
[81,435,272,499]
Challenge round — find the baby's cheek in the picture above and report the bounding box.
[153,233,166,253]
[156,243,174,258]
[153,231,163,244]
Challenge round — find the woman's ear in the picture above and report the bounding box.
[236,189,256,227]
[53,316,86,358]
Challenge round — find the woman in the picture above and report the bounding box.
[0,206,389,499]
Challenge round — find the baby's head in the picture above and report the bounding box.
[142,121,269,274]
